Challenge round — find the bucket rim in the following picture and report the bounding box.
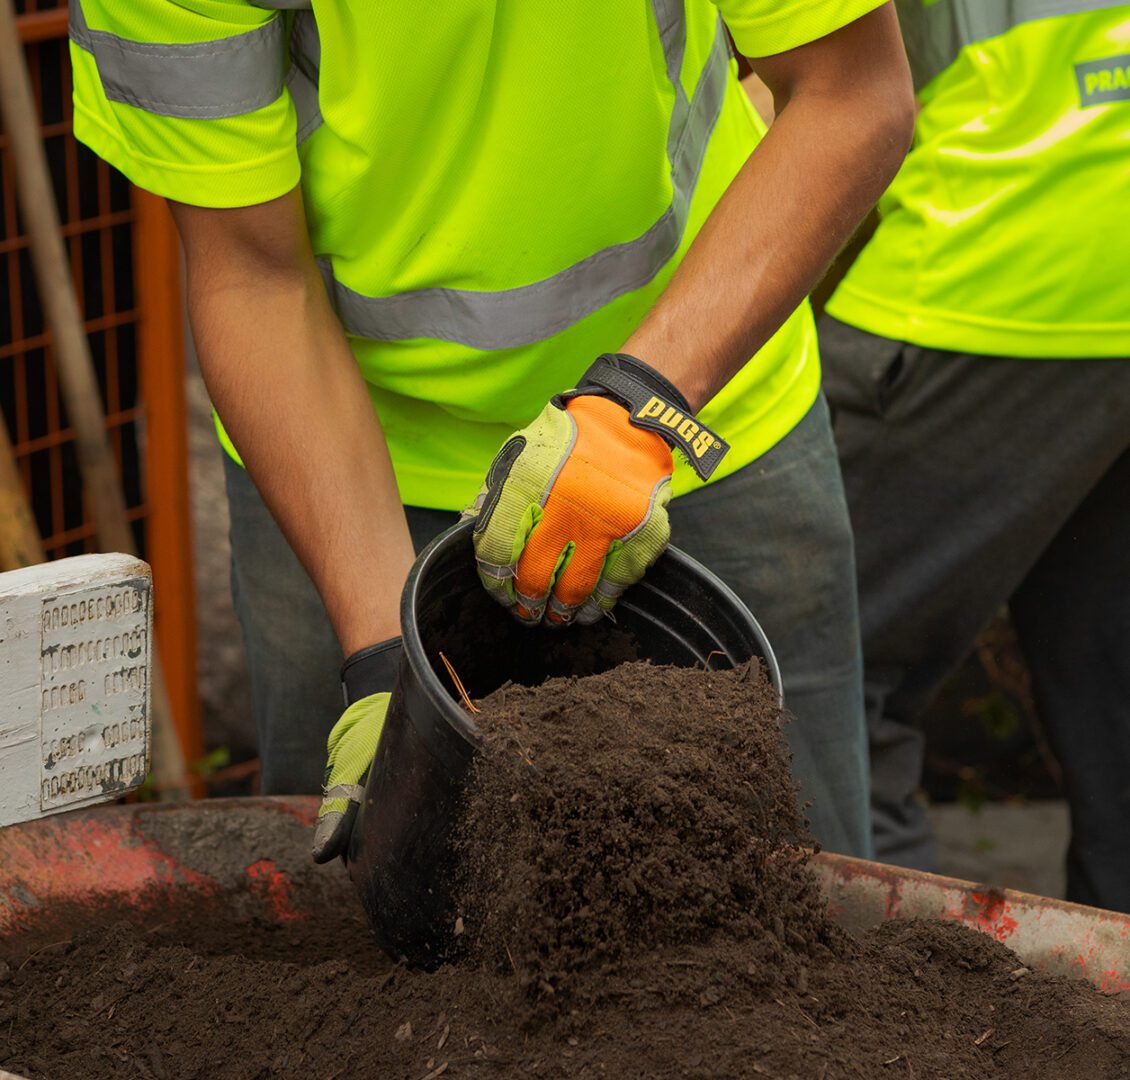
[399,519,783,746]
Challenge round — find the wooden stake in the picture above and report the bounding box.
[0,0,188,795]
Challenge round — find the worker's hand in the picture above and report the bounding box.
[312,638,401,864]
[466,354,728,627]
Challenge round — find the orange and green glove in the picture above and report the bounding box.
[312,638,401,864]
[466,353,728,627]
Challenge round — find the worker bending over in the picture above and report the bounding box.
[70,1,914,859]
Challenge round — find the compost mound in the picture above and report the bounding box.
[454,660,830,1004]
[3,660,1129,1080]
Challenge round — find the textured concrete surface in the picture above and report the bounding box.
[930,799,1069,900]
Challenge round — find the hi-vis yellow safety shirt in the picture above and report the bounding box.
[71,0,884,509]
[827,0,1130,359]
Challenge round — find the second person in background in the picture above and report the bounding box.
[822,0,1130,910]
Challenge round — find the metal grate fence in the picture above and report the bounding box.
[2,0,201,763]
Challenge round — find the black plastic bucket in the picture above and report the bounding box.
[346,519,781,967]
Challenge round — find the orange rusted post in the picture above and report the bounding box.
[133,189,204,777]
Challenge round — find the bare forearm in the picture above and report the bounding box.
[625,5,914,409]
[174,194,414,655]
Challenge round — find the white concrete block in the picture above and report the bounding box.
[0,554,152,826]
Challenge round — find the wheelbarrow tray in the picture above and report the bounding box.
[1,797,1125,999]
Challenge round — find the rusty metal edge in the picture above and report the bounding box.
[813,850,1130,993]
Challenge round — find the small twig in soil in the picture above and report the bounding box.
[17,939,70,971]
[974,1027,995,1046]
[418,1062,448,1079]
[774,997,818,1028]
[439,652,480,714]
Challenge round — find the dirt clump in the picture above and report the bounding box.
[2,659,1128,1079]
[454,660,830,1009]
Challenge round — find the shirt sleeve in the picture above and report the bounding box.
[717,0,890,58]
[69,0,301,208]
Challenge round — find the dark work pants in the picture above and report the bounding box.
[821,315,1130,911]
[224,396,871,857]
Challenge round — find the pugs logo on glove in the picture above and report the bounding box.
[567,353,730,481]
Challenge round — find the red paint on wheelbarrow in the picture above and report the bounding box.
[246,858,302,922]
[0,797,318,936]
[815,851,1130,993]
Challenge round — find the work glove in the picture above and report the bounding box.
[312,637,402,864]
[466,353,728,627]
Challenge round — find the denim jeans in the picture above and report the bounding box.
[821,315,1130,909]
[224,394,870,856]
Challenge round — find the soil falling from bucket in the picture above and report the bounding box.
[3,661,1128,1079]
[452,659,827,1013]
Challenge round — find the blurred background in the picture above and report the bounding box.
[2,1,1068,894]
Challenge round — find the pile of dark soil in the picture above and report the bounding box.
[453,661,827,1006]
[2,661,1128,1079]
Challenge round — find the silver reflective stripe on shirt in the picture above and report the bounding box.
[322,11,732,350]
[899,0,1128,89]
[250,0,322,143]
[249,0,322,144]
[287,11,323,145]
[653,0,690,162]
[68,0,288,120]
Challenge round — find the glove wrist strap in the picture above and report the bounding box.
[571,353,730,481]
[341,637,402,706]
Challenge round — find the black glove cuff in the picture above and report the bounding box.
[341,637,403,707]
[570,353,730,481]
[579,352,693,414]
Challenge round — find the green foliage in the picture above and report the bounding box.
[955,770,988,814]
[966,694,1021,742]
[190,746,232,776]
